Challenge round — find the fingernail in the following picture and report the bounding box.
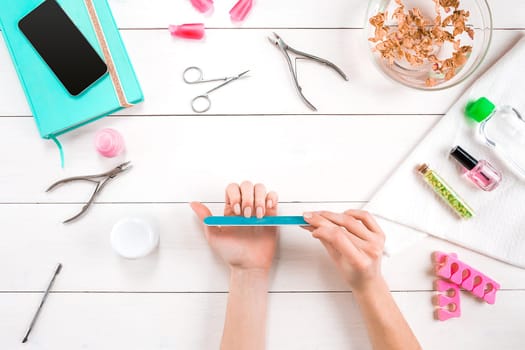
[256,207,264,218]
[244,207,252,218]
[233,203,241,215]
[267,200,273,209]
[303,212,313,219]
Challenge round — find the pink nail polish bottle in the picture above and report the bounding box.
[230,0,253,22]
[450,146,502,191]
[95,128,125,158]
[168,23,205,40]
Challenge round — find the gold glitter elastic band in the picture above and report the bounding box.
[84,0,133,108]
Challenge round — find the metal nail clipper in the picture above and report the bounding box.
[268,32,349,111]
[46,161,132,223]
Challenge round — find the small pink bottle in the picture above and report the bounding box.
[168,23,205,40]
[230,0,253,22]
[95,128,125,158]
[450,146,502,191]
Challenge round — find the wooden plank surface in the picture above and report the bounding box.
[1,30,524,117]
[1,0,524,348]
[1,291,524,350]
[0,115,438,202]
[107,0,525,29]
[1,203,524,292]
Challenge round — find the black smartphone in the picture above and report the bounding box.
[18,0,108,96]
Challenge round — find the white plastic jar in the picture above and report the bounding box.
[110,218,159,259]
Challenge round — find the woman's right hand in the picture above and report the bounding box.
[302,210,386,292]
[304,210,422,350]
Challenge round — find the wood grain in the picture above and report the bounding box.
[0,0,524,348]
[1,291,524,350]
[107,0,525,30]
[0,115,437,202]
[1,203,523,292]
[0,30,524,117]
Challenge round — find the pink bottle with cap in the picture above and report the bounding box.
[190,0,213,13]
[169,23,205,40]
[230,0,253,22]
[95,128,125,158]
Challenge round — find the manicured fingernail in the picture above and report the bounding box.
[303,212,313,219]
[267,200,273,209]
[233,203,241,215]
[256,207,264,218]
[244,207,252,218]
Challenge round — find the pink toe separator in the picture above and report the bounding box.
[190,0,213,13]
[230,0,253,22]
[433,251,500,304]
[435,279,461,321]
[169,23,205,40]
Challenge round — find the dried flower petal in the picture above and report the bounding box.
[369,0,474,86]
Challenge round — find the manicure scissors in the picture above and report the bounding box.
[46,161,132,223]
[183,66,250,113]
[268,32,349,111]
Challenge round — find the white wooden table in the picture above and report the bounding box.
[1,1,525,349]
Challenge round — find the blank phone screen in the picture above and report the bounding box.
[18,0,108,96]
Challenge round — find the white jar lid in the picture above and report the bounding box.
[110,218,159,259]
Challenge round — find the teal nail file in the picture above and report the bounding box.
[204,216,308,226]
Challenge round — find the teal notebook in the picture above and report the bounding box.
[0,0,143,160]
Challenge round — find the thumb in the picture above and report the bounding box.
[190,201,212,221]
[190,202,217,241]
[303,211,335,229]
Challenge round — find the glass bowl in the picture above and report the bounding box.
[365,0,492,90]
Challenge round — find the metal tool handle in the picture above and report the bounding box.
[287,46,349,81]
[183,66,228,84]
[22,263,62,343]
[191,94,211,113]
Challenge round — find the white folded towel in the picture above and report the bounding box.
[365,36,525,268]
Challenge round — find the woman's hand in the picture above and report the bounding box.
[302,210,385,292]
[304,210,421,349]
[191,181,279,272]
[192,182,278,350]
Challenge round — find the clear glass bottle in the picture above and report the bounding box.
[450,146,502,191]
[417,163,475,220]
[465,97,525,178]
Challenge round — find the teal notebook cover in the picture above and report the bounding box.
[0,0,143,139]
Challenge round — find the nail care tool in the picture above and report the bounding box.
[267,32,348,111]
[230,0,253,22]
[46,162,132,223]
[417,163,475,220]
[22,263,62,343]
[434,251,500,304]
[169,23,205,40]
[190,0,213,13]
[183,66,250,113]
[110,218,159,259]
[204,216,308,226]
[95,128,125,158]
[434,279,461,321]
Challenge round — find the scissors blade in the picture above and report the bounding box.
[116,161,132,173]
[267,33,279,45]
[236,70,250,78]
[204,70,250,95]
